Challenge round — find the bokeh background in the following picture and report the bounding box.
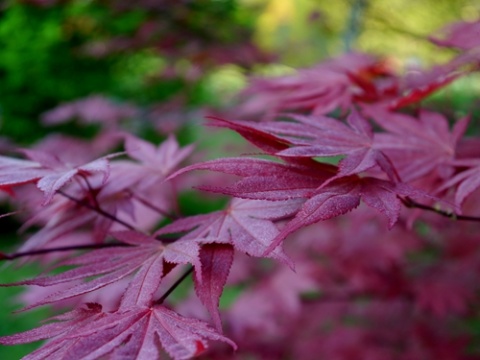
[1,0,480,358]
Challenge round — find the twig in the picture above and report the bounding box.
[156,266,194,304]
[58,190,138,231]
[402,197,480,222]
[0,242,131,261]
[128,191,178,220]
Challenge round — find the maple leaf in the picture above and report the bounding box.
[371,68,464,112]
[454,166,480,208]
[206,114,402,184]
[156,198,303,265]
[0,149,114,204]
[347,59,398,103]
[0,156,51,190]
[30,134,104,166]
[363,107,469,182]
[236,53,379,120]
[206,116,291,154]
[194,243,234,332]
[15,199,99,253]
[438,160,480,208]
[359,56,469,111]
[0,303,105,351]
[125,134,194,179]
[235,50,463,116]
[264,177,418,254]
[41,94,138,128]
[169,157,334,201]
[429,20,480,50]
[229,110,396,179]
[414,264,476,317]
[8,230,200,309]
[26,149,116,204]
[13,152,179,253]
[0,303,236,360]
[14,174,134,253]
[228,263,317,339]
[388,71,462,111]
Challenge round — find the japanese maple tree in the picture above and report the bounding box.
[1,15,480,360]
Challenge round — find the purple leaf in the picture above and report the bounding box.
[194,243,234,332]
[0,304,236,360]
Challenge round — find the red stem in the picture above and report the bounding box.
[58,190,138,231]
[155,266,193,304]
[0,242,131,261]
[128,191,178,220]
[402,197,480,222]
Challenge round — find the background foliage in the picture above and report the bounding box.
[1,0,480,359]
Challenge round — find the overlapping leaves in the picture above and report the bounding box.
[0,303,236,360]
[6,231,200,310]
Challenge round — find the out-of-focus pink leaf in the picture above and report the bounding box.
[429,20,480,50]
[125,134,193,177]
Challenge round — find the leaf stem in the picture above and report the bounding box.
[0,210,21,220]
[58,190,138,231]
[0,242,131,261]
[79,174,101,209]
[402,197,480,222]
[156,266,193,304]
[128,191,178,220]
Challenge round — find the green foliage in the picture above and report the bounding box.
[0,3,114,143]
[0,257,51,359]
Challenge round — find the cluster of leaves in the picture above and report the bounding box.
[1,13,480,360]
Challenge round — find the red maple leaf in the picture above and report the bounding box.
[194,243,234,332]
[364,107,469,182]
[228,263,317,339]
[0,150,113,204]
[227,110,396,179]
[206,116,292,154]
[0,303,236,360]
[125,134,194,178]
[439,160,480,208]
[0,155,50,190]
[388,71,462,110]
[265,176,420,254]
[236,53,380,120]
[7,230,200,310]
[170,157,335,201]
[414,264,476,317]
[429,20,480,50]
[41,94,138,127]
[156,198,303,265]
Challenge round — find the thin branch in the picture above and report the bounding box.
[0,242,131,261]
[58,190,138,231]
[155,234,181,244]
[79,174,101,209]
[402,197,480,222]
[128,191,178,220]
[156,266,193,305]
[0,210,22,220]
[169,181,182,219]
